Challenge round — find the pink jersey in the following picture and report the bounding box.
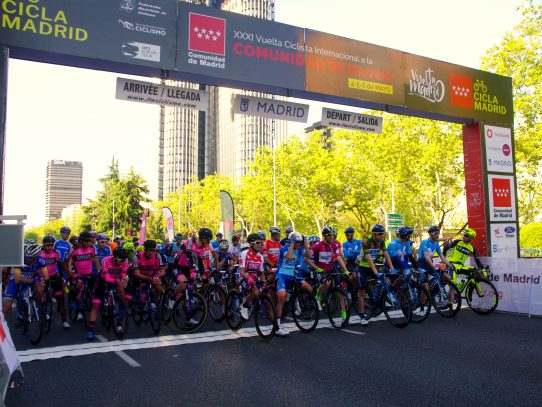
[39,250,59,276]
[101,256,128,283]
[134,252,162,277]
[189,240,216,272]
[69,246,96,276]
[311,241,340,272]
[239,249,264,273]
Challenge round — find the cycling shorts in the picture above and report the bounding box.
[4,279,20,300]
[357,266,371,289]
[49,274,65,297]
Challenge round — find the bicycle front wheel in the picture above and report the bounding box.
[207,285,227,323]
[254,294,276,341]
[25,299,44,345]
[113,301,129,339]
[291,289,319,333]
[408,283,431,323]
[225,290,243,331]
[384,289,411,328]
[172,292,207,333]
[466,278,498,315]
[327,288,350,329]
[149,295,162,335]
[43,296,54,335]
[432,281,461,318]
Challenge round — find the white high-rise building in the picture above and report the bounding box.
[45,160,83,222]
[158,0,288,198]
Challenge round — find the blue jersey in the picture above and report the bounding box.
[416,239,442,270]
[216,251,233,271]
[277,246,305,276]
[342,238,362,264]
[17,257,47,280]
[54,239,71,262]
[386,239,413,269]
[94,244,112,271]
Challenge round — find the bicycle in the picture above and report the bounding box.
[171,274,208,333]
[454,266,498,314]
[282,272,319,333]
[101,282,129,339]
[18,285,44,345]
[313,271,351,329]
[131,280,162,335]
[225,275,277,341]
[363,271,412,328]
[402,269,431,323]
[204,270,230,323]
[427,268,461,318]
[67,275,93,325]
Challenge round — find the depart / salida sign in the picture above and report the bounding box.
[0,0,514,126]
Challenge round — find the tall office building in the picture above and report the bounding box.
[45,160,83,222]
[158,0,288,199]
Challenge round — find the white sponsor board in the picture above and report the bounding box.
[321,108,383,133]
[467,257,542,316]
[233,95,310,123]
[490,223,518,259]
[487,174,516,221]
[484,125,514,173]
[115,78,208,110]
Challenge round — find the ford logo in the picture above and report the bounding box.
[504,226,515,233]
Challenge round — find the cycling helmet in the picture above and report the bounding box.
[232,234,240,243]
[174,233,183,240]
[143,239,157,251]
[285,226,294,234]
[79,231,92,241]
[344,226,355,234]
[216,232,223,238]
[307,234,320,244]
[289,232,303,243]
[123,242,134,251]
[25,238,36,244]
[240,243,250,251]
[371,224,386,233]
[136,245,145,252]
[24,243,42,258]
[89,231,97,238]
[43,235,56,245]
[322,226,334,236]
[198,227,213,240]
[331,227,338,237]
[69,235,78,244]
[60,226,71,234]
[156,239,163,244]
[256,230,266,240]
[156,244,164,251]
[113,247,128,261]
[464,228,477,238]
[269,226,281,235]
[219,240,230,250]
[397,226,414,238]
[246,233,261,244]
[96,233,108,241]
[428,225,440,235]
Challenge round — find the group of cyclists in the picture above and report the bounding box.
[3,221,489,343]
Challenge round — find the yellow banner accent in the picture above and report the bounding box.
[348,78,394,95]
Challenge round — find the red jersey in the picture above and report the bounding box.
[263,239,282,266]
[239,249,264,273]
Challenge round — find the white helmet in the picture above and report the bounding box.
[289,232,303,243]
[24,243,42,257]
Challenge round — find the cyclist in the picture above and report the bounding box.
[3,244,49,317]
[39,236,70,329]
[357,224,396,325]
[94,233,112,277]
[263,226,282,271]
[311,226,349,317]
[239,233,266,320]
[54,226,72,278]
[230,234,242,258]
[280,226,294,246]
[133,239,165,299]
[386,226,418,292]
[211,232,223,251]
[217,240,235,271]
[67,231,102,321]
[275,232,312,336]
[445,228,486,280]
[87,247,130,341]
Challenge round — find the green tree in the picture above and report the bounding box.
[481,1,542,224]
[519,222,542,249]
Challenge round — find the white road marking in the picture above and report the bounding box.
[96,335,141,367]
[342,329,366,336]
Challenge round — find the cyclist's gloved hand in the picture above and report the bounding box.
[289,234,297,244]
[189,272,197,280]
[246,277,255,286]
[316,268,324,273]
[390,269,399,275]
[343,269,350,276]
[376,272,384,280]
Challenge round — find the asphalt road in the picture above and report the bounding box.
[5,310,542,407]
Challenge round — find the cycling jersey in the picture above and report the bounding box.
[187,240,216,273]
[277,246,306,292]
[38,249,60,276]
[386,239,414,269]
[216,251,234,271]
[101,256,128,283]
[446,240,484,269]
[5,258,47,299]
[311,240,340,272]
[54,239,71,262]
[94,244,112,275]
[263,239,282,266]
[343,238,362,266]
[239,249,264,273]
[69,246,97,276]
[133,252,162,277]
[416,238,442,271]
[358,238,386,268]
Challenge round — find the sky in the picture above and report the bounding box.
[3,0,525,227]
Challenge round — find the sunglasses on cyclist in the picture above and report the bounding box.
[376,232,385,236]
[44,243,54,247]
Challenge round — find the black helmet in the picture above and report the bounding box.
[143,239,157,250]
[43,235,56,245]
[174,233,183,240]
[113,247,128,261]
[246,233,261,244]
[198,227,213,240]
[79,231,92,241]
[371,224,386,233]
[321,226,334,236]
[397,226,414,238]
[428,225,440,234]
[269,226,281,235]
[344,226,355,234]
